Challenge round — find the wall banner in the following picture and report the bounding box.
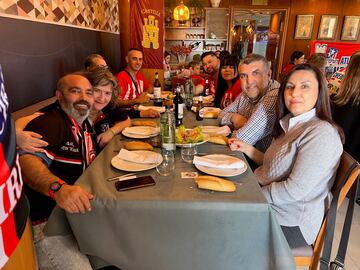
[310,40,360,78]
[130,0,164,69]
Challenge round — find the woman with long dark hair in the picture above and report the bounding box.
[214,55,241,109]
[331,51,360,203]
[229,64,344,248]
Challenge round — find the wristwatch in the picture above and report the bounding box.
[48,180,66,200]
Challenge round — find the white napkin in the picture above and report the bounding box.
[201,125,231,136]
[117,149,162,164]
[123,126,159,136]
[138,105,165,113]
[193,155,244,169]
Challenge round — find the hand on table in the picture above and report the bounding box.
[16,130,48,153]
[55,185,94,214]
[228,138,251,152]
[140,109,160,118]
[231,114,248,130]
[136,92,151,104]
[97,129,114,148]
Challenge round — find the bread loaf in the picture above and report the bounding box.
[123,141,154,151]
[203,111,219,119]
[195,175,236,192]
[132,120,158,127]
[208,136,228,145]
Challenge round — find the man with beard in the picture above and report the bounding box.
[20,73,96,223]
[201,51,220,96]
[115,48,159,118]
[219,54,280,153]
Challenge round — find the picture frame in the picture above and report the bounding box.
[318,15,338,39]
[341,16,360,41]
[294,15,315,39]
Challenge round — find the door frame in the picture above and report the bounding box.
[228,6,290,81]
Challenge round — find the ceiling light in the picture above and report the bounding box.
[174,0,190,25]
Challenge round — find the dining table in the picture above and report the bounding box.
[44,108,296,270]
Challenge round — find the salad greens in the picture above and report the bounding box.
[176,125,204,144]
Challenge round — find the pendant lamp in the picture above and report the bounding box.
[173,0,190,25]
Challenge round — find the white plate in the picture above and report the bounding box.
[176,133,210,148]
[194,154,247,177]
[122,126,159,139]
[111,151,163,172]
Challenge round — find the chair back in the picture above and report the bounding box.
[295,151,360,270]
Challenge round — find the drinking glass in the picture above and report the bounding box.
[156,150,175,176]
[181,144,197,163]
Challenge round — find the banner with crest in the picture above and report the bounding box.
[130,0,164,69]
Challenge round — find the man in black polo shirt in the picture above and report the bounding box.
[19,73,96,269]
[20,73,96,222]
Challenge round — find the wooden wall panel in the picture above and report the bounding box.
[282,0,360,72]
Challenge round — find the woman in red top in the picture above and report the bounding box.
[214,55,241,109]
[281,51,305,77]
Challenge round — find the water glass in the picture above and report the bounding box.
[156,150,175,176]
[181,145,197,163]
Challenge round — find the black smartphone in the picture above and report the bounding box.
[115,176,156,191]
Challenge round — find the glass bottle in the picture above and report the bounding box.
[184,77,193,111]
[153,72,163,106]
[160,106,176,153]
[196,95,204,121]
[173,83,184,127]
[157,106,176,176]
[204,78,210,96]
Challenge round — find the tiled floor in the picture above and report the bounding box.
[297,199,360,270]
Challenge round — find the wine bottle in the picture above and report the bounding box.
[153,72,162,106]
[173,83,184,127]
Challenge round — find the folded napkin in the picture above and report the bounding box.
[117,149,162,164]
[123,126,159,136]
[201,125,231,136]
[138,105,165,113]
[193,155,244,169]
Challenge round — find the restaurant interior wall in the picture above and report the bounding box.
[0,0,121,112]
[226,0,360,72]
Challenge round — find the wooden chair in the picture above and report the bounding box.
[293,151,360,270]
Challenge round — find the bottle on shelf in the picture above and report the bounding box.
[196,95,204,121]
[173,83,184,127]
[153,72,163,107]
[204,78,210,96]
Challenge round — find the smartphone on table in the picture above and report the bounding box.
[115,176,155,191]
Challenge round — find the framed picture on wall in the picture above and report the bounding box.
[318,15,338,39]
[341,16,360,41]
[294,15,315,39]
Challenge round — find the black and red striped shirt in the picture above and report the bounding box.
[22,107,95,221]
